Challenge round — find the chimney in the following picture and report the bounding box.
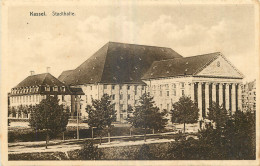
[47,67,50,73]
[30,71,35,76]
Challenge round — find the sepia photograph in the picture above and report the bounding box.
[1,0,259,165]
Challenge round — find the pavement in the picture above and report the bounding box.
[8,137,175,154]
[8,123,200,155]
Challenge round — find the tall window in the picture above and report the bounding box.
[128,94,130,100]
[181,83,185,88]
[120,104,124,110]
[104,85,107,89]
[120,94,123,100]
[160,91,162,96]
[127,85,130,90]
[173,89,176,96]
[167,91,169,96]
[112,94,115,100]
[182,90,185,96]
[112,85,115,90]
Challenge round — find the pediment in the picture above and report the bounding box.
[196,56,243,78]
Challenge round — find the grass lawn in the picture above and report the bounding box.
[9,142,172,160]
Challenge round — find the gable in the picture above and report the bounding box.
[196,56,243,78]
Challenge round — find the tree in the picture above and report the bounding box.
[127,93,168,142]
[171,96,199,133]
[29,95,69,149]
[86,94,116,144]
[207,102,229,129]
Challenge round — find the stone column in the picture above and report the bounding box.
[190,82,195,102]
[205,83,210,116]
[198,82,203,120]
[225,83,230,111]
[176,82,180,100]
[231,83,236,113]
[219,83,223,107]
[212,83,216,102]
[185,82,190,97]
[238,83,242,111]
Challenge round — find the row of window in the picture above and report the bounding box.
[10,95,43,104]
[89,85,145,91]
[152,89,185,97]
[11,86,66,94]
[149,83,185,90]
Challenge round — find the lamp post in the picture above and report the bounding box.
[76,95,79,140]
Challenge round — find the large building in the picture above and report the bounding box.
[59,42,244,122]
[242,80,256,112]
[9,72,84,119]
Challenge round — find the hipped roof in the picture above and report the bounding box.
[59,42,182,85]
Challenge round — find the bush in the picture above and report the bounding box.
[136,144,154,160]
[78,140,101,160]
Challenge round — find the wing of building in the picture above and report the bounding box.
[9,73,84,119]
[57,42,244,122]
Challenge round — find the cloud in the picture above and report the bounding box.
[7,13,256,90]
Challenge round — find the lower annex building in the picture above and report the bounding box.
[58,42,244,122]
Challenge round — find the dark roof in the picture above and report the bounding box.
[70,87,85,95]
[15,73,66,88]
[142,52,220,79]
[11,73,74,96]
[60,42,182,85]
[58,70,74,82]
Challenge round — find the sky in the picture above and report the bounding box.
[7,3,258,90]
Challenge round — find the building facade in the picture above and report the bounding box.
[242,80,256,112]
[9,72,84,119]
[59,42,244,122]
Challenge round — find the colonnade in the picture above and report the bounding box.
[192,82,242,119]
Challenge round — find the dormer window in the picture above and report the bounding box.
[45,86,50,91]
[53,86,58,92]
[61,86,65,92]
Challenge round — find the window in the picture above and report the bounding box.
[62,95,65,101]
[173,89,176,96]
[90,95,93,99]
[160,91,162,96]
[148,92,150,96]
[53,86,58,91]
[104,85,107,89]
[181,83,185,88]
[120,94,123,100]
[167,91,169,96]
[120,104,124,110]
[128,94,130,100]
[182,90,185,96]
[135,85,137,91]
[127,86,130,90]
[142,86,145,90]
[173,83,176,88]
[45,86,50,91]
[135,90,137,95]
[112,94,115,100]
[165,84,169,89]
[112,85,115,90]
[90,86,92,90]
